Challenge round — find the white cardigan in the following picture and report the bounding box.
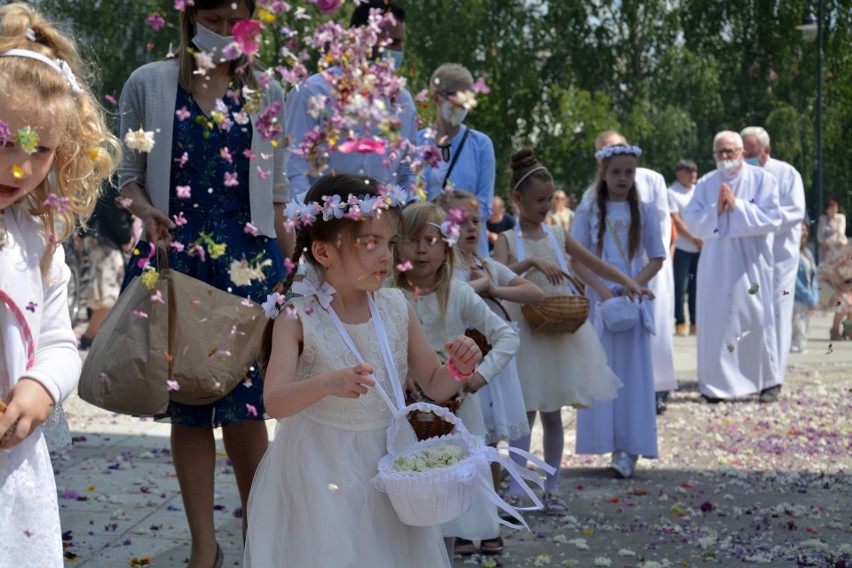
[0,204,79,567]
[117,59,288,238]
[0,204,80,404]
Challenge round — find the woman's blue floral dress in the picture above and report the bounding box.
[126,84,283,427]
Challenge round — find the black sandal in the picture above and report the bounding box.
[480,536,504,555]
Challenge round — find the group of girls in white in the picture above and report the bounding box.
[1,6,665,566]
[244,141,661,564]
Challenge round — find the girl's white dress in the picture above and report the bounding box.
[502,225,621,412]
[455,260,531,444]
[1,205,79,568]
[404,279,518,540]
[571,200,665,458]
[244,289,450,568]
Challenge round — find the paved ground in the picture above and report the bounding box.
[55,314,851,567]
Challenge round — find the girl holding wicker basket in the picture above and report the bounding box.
[571,144,665,479]
[394,201,520,559]
[245,174,483,568]
[435,189,544,556]
[493,148,651,513]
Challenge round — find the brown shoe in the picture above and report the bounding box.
[480,536,504,555]
[454,538,476,556]
[689,324,697,335]
[675,323,689,336]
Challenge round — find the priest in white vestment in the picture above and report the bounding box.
[583,131,677,408]
[682,131,782,401]
[741,127,806,395]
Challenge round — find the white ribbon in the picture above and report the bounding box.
[478,445,555,529]
[324,293,406,415]
[291,280,337,311]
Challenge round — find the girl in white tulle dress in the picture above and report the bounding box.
[245,175,482,568]
[494,149,649,513]
[571,144,665,479]
[437,191,541,450]
[0,4,119,567]
[394,201,519,558]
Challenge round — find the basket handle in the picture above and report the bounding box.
[561,271,586,297]
[386,401,471,454]
[478,293,512,322]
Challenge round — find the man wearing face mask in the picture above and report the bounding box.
[419,63,496,257]
[740,127,806,394]
[681,131,782,404]
[284,0,416,200]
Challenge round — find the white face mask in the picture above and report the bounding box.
[440,100,468,127]
[192,22,234,56]
[716,159,741,177]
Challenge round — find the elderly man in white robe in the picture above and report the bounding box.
[682,131,782,403]
[583,131,676,414]
[741,127,806,396]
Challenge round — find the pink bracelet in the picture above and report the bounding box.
[446,357,477,382]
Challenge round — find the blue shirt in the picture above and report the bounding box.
[285,68,418,198]
[418,125,496,257]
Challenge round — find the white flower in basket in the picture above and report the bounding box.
[373,402,555,529]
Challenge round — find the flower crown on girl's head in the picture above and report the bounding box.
[429,207,465,248]
[595,144,643,160]
[282,183,414,231]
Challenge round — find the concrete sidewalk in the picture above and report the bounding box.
[54,314,851,567]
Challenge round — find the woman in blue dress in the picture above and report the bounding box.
[118,1,290,566]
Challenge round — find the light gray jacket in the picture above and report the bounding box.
[117,59,287,238]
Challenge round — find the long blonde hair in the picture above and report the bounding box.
[395,202,457,316]
[0,2,120,274]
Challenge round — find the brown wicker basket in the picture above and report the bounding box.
[464,294,512,357]
[407,395,463,441]
[522,272,590,333]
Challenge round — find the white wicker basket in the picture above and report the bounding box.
[373,402,490,526]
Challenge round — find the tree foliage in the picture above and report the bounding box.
[38,0,852,219]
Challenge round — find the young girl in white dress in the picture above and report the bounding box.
[245,175,482,568]
[395,201,519,558]
[571,144,665,479]
[436,190,543,556]
[0,4,119,566]
[494,148,647,512]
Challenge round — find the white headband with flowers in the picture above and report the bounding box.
[282,184,414,231]
[0,38,84,95]
[595,144,643,160]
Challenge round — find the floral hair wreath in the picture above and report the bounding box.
[282,183,414,232]
[595,144,643,160]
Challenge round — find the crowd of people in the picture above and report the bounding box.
[1,1,847,567]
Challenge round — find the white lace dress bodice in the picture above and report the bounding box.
[296,289,409,430]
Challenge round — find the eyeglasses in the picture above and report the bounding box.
[713,147,742,158]
[436,90,458,99]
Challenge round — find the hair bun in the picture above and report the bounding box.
[510,148,539,172]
